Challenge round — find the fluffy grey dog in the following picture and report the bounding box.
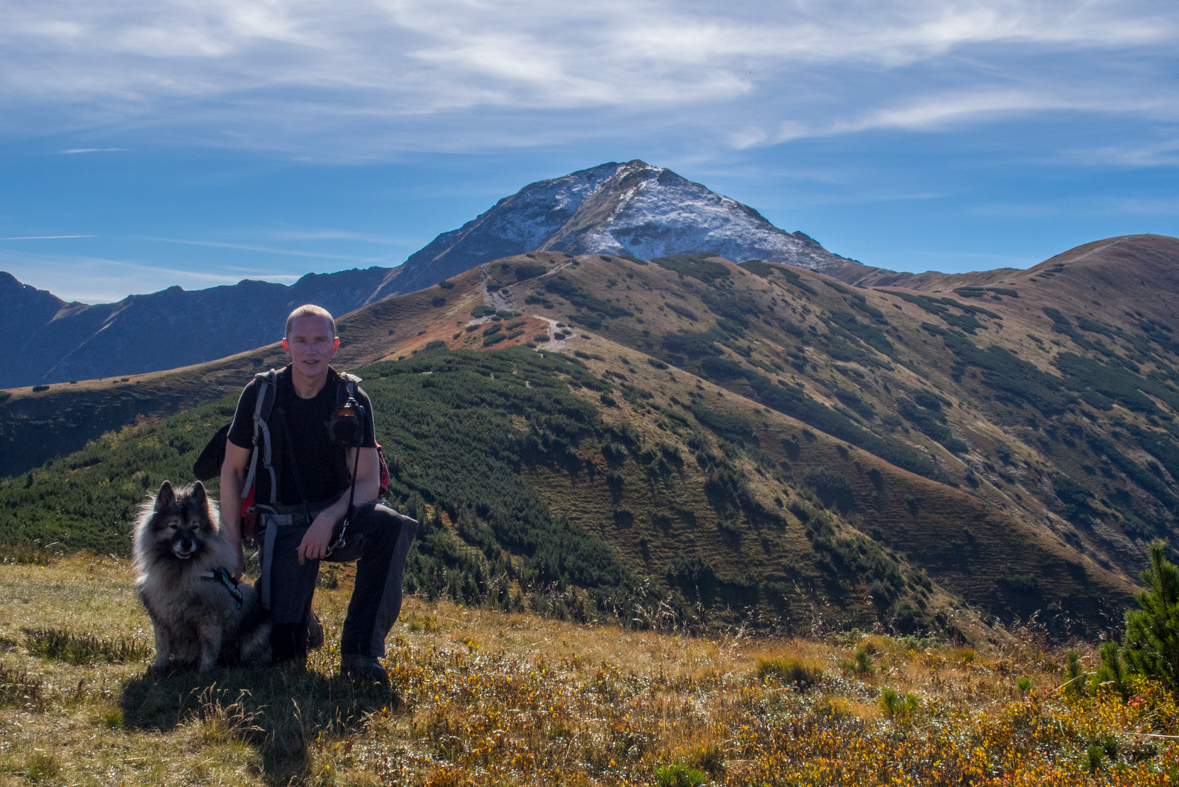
[133,480,271,671]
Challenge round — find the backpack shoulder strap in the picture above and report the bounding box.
[333,370,388,495]
[242,368,280,504]
[336,370,362,403]
[335,370,373,437]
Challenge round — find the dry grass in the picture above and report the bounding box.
[2,554,1178,786]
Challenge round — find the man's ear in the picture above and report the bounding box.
[282,338,290,354]
[332,337,340,353]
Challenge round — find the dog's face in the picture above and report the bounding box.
[148,481,216,561]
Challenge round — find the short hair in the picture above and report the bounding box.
[285,304,336,339]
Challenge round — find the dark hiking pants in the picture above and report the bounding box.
[257,499,418,663]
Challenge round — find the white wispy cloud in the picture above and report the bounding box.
[1,0,1174,157]
[140,236,388,263]
[58,148,127,154]
[0,235,97,239]
[261,228,416,246]
[972,194,1179,218]
[1060,137,1179,168]
[739,89,1102,147]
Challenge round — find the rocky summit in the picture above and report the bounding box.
[1,161,848,388]
[381,160,851,297]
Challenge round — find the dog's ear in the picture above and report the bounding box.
[189,482,216,531]
[154,480,175,512]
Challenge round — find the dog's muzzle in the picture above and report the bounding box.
[173,537,196,559]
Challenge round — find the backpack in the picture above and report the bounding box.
[193,368,391,539]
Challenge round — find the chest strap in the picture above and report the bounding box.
[199,567,244,609]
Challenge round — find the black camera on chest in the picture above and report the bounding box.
[326,399,365,447]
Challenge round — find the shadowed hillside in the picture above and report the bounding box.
[0,267,392,389]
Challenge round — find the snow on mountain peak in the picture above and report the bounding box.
[388,161,850,295]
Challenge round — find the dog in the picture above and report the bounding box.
[133,480,271,671]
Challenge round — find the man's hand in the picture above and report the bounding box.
[297,510,341,565]
[220,439,252,581]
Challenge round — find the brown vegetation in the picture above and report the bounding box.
[3,555,1179,786]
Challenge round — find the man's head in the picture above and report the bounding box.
[282,305,339,385]
[285,304,336,340]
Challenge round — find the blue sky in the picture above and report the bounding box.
[1,0,1176,303]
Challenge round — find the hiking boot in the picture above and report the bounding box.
[307,611,325,651]
[340,654,388,686]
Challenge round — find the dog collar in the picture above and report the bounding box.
[199,567,243,609]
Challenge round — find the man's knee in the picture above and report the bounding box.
[355,502,402,528]
[351,503,410,547]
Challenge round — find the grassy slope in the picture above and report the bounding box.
[2,556,1179,787]
[0,344,986,640]
[6,237,1179,638]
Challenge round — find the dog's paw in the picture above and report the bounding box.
[147,660,176,677]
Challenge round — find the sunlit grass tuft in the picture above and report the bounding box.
[191,685,264,747]
[755,654,824,690]
[654,761,707,787]
[0,543,59,566]
[23,751,60,783]
[23,626,153,665]
[0,662,43,709]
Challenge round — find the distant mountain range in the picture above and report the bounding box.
[0,161,851,388]
[0,268,390,389]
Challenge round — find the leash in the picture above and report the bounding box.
[326,441,362,557]
[325,399,366,558]
[199,567,244,609]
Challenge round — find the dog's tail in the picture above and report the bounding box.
[239,621,273,666]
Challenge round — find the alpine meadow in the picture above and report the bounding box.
[7,225,1179,783]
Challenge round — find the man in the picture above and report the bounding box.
[220,304,416,684]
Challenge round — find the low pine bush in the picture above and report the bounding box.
[655,762,707,787]
[880,687,921,720]
[1124,542,1179,690]
[755,656,823,690]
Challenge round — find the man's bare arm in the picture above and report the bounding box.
[220,440,252,578]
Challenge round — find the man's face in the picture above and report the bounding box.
[283,314,339,379]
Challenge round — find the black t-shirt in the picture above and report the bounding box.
[227,366,377,507]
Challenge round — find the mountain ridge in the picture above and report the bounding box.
[4,234,1178,642]
[0,161,855,388]
[0,267,390,389]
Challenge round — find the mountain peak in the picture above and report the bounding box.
[384,161,850,296]
[0,271,61,300]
